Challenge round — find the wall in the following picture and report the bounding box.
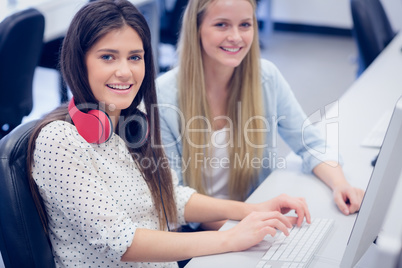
[270,0,402,31]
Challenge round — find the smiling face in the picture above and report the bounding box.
[199,0,254,71]
[85,25,145,119]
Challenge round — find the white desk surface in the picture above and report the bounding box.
[186,32,402,268]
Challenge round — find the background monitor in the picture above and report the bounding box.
[340,96,402,268]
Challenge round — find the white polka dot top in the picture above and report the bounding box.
[32,120,196,267]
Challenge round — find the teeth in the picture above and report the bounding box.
[222,47,240,52]
[108,84,131,90]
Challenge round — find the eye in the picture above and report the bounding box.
[240,22,252,28]
[215,22,228,28]
[100,54,114,61]
[130,55,142,61]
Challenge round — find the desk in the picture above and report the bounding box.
[0,0,160,68]
[186,32,402,268]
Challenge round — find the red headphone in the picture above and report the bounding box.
[68,98,149,146]
[68,97,113,144]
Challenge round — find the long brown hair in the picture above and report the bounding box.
[27,0,177,232]
[177,0,265,200]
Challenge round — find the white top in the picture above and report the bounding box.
[201,128,230,199]
[32,120,196,268]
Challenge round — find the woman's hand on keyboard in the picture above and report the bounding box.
[225,211,292,252]
[250,193,311,227]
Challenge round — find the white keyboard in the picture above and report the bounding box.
[361,111,393,148]
[255,218,334,268]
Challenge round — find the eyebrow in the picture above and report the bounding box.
[212,17,253,23]
[96,48,145,54]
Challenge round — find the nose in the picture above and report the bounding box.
[227,27,242,43]
[115,60,132,79]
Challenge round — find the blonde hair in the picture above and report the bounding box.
[177,0,265,200]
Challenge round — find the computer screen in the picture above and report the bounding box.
[340,96,402,268]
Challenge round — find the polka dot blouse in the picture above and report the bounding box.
[32,120,196,267]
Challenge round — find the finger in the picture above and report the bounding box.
[243,211,289,237]
[286,216,298,226]
[277,212,293,229]
[300,197,311,223]
[258,211,293,229]
[359,188,366,201]
[346,191,358,214]
[348,189,364,214]
[264,218,290,236]
[277,198,303,227]
[334,192,350,215]
[297,197,311,224]
[261,226,277,237]
[292,199,309,227]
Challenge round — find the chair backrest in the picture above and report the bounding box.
[0,8,45,138]
[350,0,396,75]
[160,0,188,45]
[0,120,55,268]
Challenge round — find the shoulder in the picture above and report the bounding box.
[259,58,281,84]
[258,59,295,110]
[38,120,73,139]
[36,120,91,149]
[155,67,179,105]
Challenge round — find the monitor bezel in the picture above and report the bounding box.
[340,96,402,268]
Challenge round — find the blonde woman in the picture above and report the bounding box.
[156,0,364,230]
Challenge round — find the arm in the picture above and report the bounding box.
[185,193,310,228]
[313,161,365,215]
[200,220,227,230]
[184,193,250,222]
[121,192,311,262]
[155,71,185,184]
[263,60,364,215]
[122,209,292,262]
[158,108,185,184]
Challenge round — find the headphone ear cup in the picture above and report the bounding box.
[87,109,113,144]
[122,110,149,148]
[68,98,113,144]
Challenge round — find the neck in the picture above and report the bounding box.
[106,109,121,131]
[204,65,234,94]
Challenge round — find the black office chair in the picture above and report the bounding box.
[350,0,396,76]
[38,37,68,104]
[38,0,101,103]
[0,8,45,139]
[0,120,55,268]
[160,0,188,46]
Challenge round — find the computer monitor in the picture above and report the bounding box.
[340,96,402,268]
